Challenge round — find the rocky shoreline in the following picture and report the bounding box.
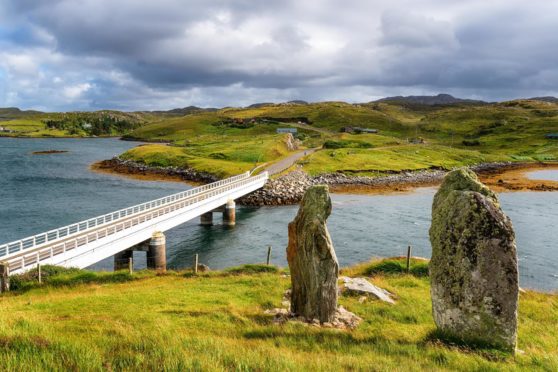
[95,158,219,184]
[240,162,526,206]
[96,157,543,207]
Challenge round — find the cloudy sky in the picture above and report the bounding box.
[1,0,557,111]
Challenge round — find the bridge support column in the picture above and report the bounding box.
[223,199,236,226]
[200,212,213,226]
[114,249,133,271]
[147,231,166,272]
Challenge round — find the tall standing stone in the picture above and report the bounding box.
[429,168,519,352]
[287,185,339,323]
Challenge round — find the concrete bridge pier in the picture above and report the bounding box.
[200,212,213,226]
[147,231,166,272]
[223,199,236,226]
[114,249,133,271]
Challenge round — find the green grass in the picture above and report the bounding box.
[302,144,509,176]
[116,100,558,178]
[120,133,295,178]
[0,258,556,371]
[5,99,558,176]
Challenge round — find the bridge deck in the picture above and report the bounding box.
[0,171,268,273]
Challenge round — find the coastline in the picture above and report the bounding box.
[94,157,558,206]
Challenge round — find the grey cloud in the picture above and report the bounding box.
[1,0,557,110]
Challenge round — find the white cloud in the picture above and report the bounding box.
[0,0,557,110]
[62,83,92,99]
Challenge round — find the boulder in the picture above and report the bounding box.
[287,185,339,323]
[429,168,519,352]
[340,277,395,304]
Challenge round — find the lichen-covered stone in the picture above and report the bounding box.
[287,185,339,323]
[429,168,518,352]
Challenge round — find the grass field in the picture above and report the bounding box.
[4,99,558,176]
[117,100,558,177]
[0,258,556,371]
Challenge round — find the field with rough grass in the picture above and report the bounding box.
[117,100,558,177]
[0,259,556,371]
[4,100,558,177]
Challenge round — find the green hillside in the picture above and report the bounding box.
[4,100,557,176]
[117,100,558,177]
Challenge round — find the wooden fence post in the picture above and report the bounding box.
[406,245,412,273]
[37,263,42,284]
[128,257,133,275]
[266,246,272,265]
[0,263,9,293]
[193,254,199,274]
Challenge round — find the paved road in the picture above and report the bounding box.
[265,148,318,175]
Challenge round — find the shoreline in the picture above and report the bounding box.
[91,158,218,185]
[93,158,558,206]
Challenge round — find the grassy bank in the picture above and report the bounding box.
[1,259,556,371]
[4,100,558,177]
[117,100,558,178]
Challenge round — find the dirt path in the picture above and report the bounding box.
[265,148,318,175]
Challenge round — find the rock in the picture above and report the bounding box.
[284,133,299,151]
[287,185,339,323]
[196,264,210,272]
[340,276,395,304]
[429,168,519,352]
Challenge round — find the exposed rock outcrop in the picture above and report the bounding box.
[287,185,339,323]
[429,168,519,352]
[239,170,313,206]
[340,277,395,304]
[96,157,219,184]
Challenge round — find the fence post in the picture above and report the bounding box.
[406,245,412,273]
[38,263,42,284]
[266,246,272,265]
[193,254,199,274]
[0,263,9,293]
[128,257,133,275]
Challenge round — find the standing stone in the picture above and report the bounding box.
[287,185,339,323]
[429,168,518,352]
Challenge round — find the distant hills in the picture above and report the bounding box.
[529,96,558,103]
[2,95,558,117]
[145,106,218,115]
[374,93,488,106]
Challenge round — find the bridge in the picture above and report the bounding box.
[0,171,268,278]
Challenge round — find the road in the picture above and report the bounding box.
[265,148,319,175]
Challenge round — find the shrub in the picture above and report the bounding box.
[462,139,480,146]
[362,258,429,277]
[323,140,373,149]
[226,264,279,275]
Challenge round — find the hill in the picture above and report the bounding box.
[1,258,556,371]
[529,96,558,103]
[374,93,487,106]
[117,100,558,177]
[3,100,558,177]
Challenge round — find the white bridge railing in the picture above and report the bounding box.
[0,171,267,271]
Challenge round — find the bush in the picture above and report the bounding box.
[462,139,480,146]
[362,258,429,277]
[226,264,279,275]
[323,140,373,149]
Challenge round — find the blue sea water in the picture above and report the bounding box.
[1,137,557,291]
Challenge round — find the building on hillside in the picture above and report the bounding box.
[545,133,558,139]
[276,128,297,134]
[340,126,378,134]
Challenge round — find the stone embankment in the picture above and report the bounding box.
[99,158,536,207]
[241,162,522,206]
[96,157,219,184]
